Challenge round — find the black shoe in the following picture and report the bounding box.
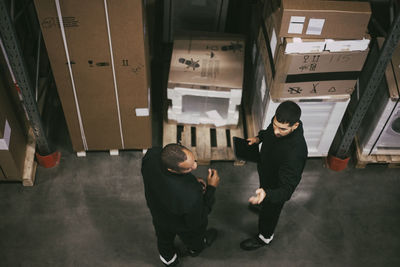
[161,255,180,266]
[240,235,273,251]
[163,259,179,266]
[204,228,218,246]
[248,203,262,214]
[183,228,218,258]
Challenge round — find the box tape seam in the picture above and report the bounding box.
[104,0,125,149]
[55,0,88,150]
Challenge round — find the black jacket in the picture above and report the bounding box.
[141,147,216,232]
[257,121,308,203]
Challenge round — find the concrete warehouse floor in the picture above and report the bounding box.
[1,102,400,267]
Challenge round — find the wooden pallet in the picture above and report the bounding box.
[354,137,400,169]
[163,120,245,165]
[75,149,148,157]
[22,129,37,186]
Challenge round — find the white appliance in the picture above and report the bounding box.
[261,93,350,157]
[359,80,400,155]
[358,42,400,156]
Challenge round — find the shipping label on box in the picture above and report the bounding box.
[168,37,245,90]
[278,0,371,39]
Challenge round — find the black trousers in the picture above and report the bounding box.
[258,200,284,238]
[154,222,207,262]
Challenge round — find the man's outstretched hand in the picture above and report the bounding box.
[207,168,220,188]
[247,136,260,145]
[249,188,266,204]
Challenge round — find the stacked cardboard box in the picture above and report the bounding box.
[249,0,372,156]
[34,0,152,152]
[167,35,245,127]
[0,75,28,181]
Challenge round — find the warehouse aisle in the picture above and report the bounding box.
[1,139,400,266]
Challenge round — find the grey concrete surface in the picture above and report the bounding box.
[1,146,400,267]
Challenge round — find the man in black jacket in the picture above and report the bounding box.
[141,143,220,266]
[240,101,308,250]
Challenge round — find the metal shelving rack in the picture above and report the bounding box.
[0,0,58,164]
[329,2,400,161]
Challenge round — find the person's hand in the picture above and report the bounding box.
[197,177,206,193]
[247,136,260,145]
[249,188,266,204]
[207,168,220,188]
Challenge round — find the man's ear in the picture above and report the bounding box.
[292,122,300,130]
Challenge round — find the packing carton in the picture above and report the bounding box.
[0,77,27,180]
[167,35,245,126]
[278,0,371,39]
[34,0,152,151]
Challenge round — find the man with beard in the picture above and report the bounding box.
[240,101,308,250]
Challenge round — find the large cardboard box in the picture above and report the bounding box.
[167,35,245,126]
[272,45,368,99]
[257,24,369,100]
[0,77,27,181]
[34,0,152,151]
[168,36,245,90]
[278,0,371,39]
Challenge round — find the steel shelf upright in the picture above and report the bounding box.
[0,0,60,167]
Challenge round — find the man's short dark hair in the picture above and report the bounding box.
[161,143,188,172]
[275,101,301,126]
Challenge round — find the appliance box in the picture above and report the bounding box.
[34,0,152,151]
[167,36,245,126]
[0,78,27,181]
[278,0,371,39]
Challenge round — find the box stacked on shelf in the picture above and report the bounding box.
[248,0,372,157]
[0,74,28,181]
[167,35,245,127]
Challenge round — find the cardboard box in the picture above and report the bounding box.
[257,28,274,92]
[262,2,282,62]
[34,0,152,151]
[168,37,245,90]
[167,36,245,126]
[257,23,368,100]
[386,39,400,100]
[0,77,27,181]
[271,42,368,99]
[278,0,371,39]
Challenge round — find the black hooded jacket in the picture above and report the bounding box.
[141,147,216,232]
[257,120,308,203]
